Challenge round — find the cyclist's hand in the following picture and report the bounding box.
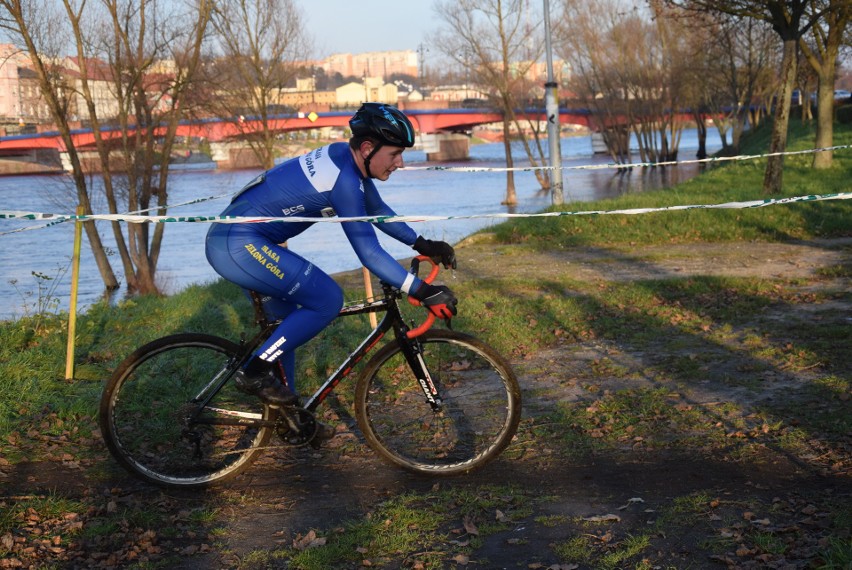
[410,282,458,319]
[413,236,457,269]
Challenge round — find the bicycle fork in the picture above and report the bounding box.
[398,337,443,410]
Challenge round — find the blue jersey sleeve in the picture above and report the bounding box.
[362,180,418,245]
[330,174,421,294]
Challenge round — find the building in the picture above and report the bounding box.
[273,78,338,111]
[61,56,122,120]
[336,77,399,107]
[0,44,52,131]
[321,50,418,79]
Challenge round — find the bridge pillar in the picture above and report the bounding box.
[419,133,470,162]
[59,150,135,173]
[59,151,74,172]
[591,132,608,154]
[209,141,263,170]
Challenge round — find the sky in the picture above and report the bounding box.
[308,1,438,56]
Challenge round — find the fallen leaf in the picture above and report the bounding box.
[617,497,644,510]
[582,514,620,523]
[463,516,479,536]
[292,530,326,551]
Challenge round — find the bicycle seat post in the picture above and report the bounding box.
[249,291,270,328]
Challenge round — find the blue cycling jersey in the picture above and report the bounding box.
[222,142,420,294]
[204,142,422,391]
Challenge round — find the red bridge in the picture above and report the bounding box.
[0,107,600,171]
[0,108,593,150]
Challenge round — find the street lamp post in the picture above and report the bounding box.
[543,0,564,205]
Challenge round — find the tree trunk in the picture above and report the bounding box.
[798,0,850,169]
[762,38,797,195]
[501,118,517,206]
[812,75,835,169]
[693,112,707,159]
[66,147,120,291]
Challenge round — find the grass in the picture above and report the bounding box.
[279,485,531,569]
[491,120,852,250]
[2,120,849,451]
[0,118,850,569]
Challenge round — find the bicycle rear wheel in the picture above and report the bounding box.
[99,333,272,488]
[355,330,521,475]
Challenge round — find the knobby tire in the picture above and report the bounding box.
[354,330,521,475]
[99,333,272,488]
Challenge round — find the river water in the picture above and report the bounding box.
[0,130,721,320]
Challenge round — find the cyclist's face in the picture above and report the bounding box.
[368,144,405,181]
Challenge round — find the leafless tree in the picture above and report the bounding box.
[96,0,212,294]
[799,0,852,168]
[556,0,695,164]
[685,13,779,153]
[664,0,828,194]
[433,0,546,206]
[553,0,629,162]
[0,0,212,295]
[208,0,311,170]
[0,0,119,291]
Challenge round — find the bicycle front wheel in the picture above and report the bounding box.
[99,333,272,488]
[355,330,521,475]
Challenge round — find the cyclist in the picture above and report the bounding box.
[205,103,458,441]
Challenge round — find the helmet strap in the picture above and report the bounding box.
[363,142,382,179]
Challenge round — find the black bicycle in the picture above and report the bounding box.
[99,257,521,488]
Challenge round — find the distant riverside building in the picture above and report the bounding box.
[336,77,398,106]
[61,56,122,120]
[274,77,338,110]
[0,44,52,130]
[321,50,418,79]
[429,86,490,104]
[273,76,398,111]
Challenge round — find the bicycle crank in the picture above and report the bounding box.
[274,407,320,447]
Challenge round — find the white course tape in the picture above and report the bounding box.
[2,192,850,227]
[1,146,849,235]
[403,144,852,172]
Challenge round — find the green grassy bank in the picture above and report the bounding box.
[1,119,850,569]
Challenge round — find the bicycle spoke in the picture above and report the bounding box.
[356,331,521,475]
[100,334,272,487]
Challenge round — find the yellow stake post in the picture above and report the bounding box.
[65,205,84,380]
[362,267,377,328]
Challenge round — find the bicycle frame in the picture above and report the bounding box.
[301,281,440,412]
[191,259,444,430]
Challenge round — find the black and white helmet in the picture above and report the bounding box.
[349,103,415,148]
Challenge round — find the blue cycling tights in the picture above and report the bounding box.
[206,225,344,392]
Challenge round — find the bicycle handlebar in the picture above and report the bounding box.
[405,255,441,339]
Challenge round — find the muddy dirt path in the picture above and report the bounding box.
[2,238,850,569]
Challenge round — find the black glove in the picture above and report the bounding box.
[413,236,457,269]
[410,282,458,319]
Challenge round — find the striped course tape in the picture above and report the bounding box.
[403,144,852,172]
[2,192,850,226]
[0,145,850,235]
